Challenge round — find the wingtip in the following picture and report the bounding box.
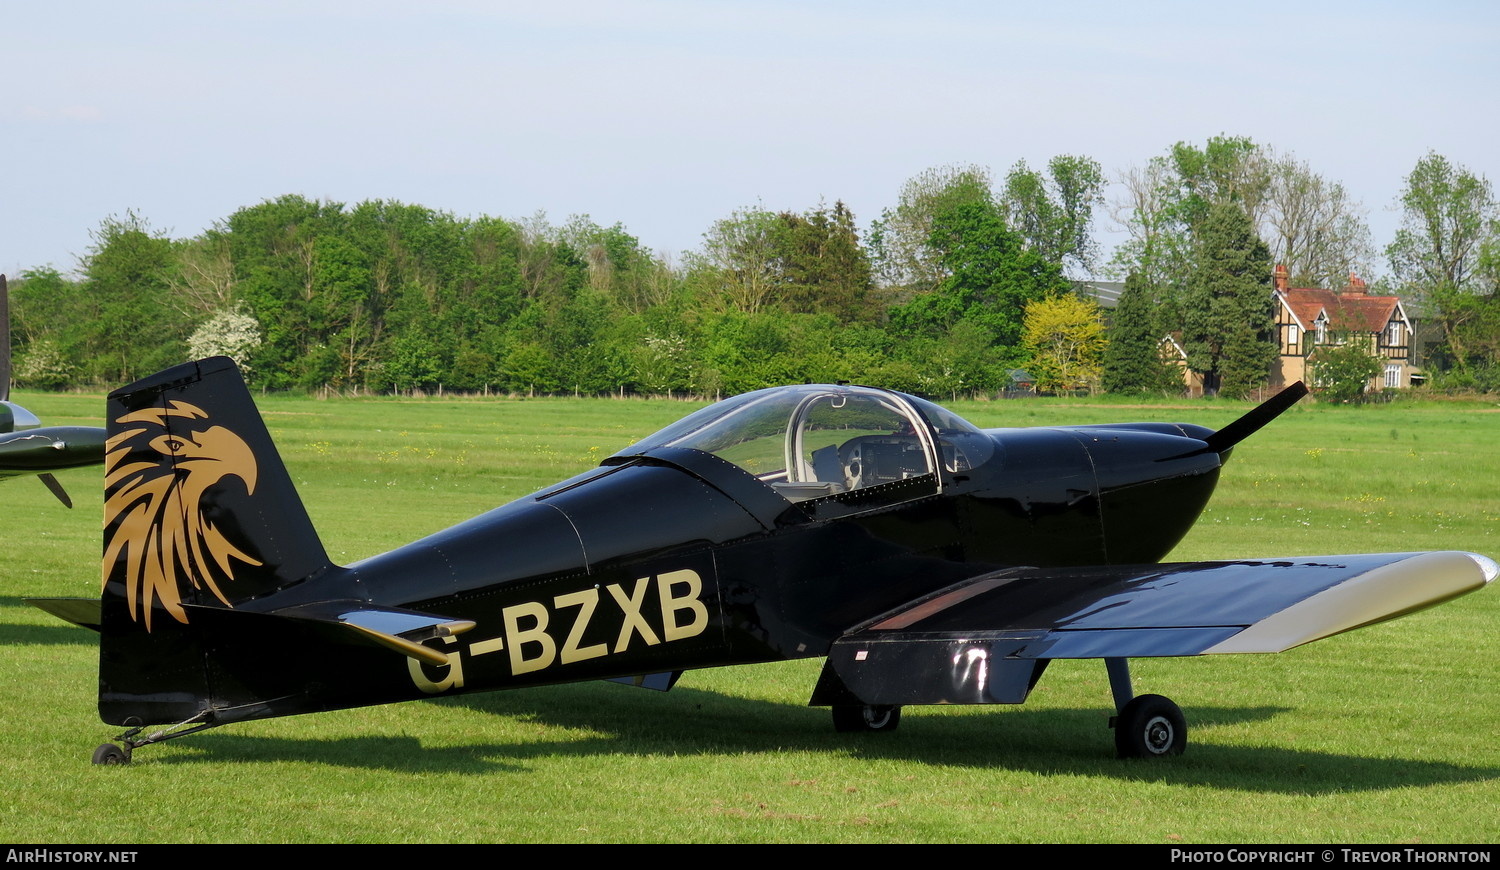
[1205,551,1494,654]
[1469,552,1498,585]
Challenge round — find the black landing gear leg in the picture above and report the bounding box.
[1105,657,1186,759]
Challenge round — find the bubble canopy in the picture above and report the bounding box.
[615,385,994,503]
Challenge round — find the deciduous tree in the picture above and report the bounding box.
[187,304,263,376]
[1021,293,1105,393]
[1263,153,1374,290]
[1386,153,1500,372]
[82,212,186,381]
[689,207,783,314]
[1309,341,1383,403]
[1001,155,1104,275]
[1110,136,1271,330]
[890,202,1070,354]
[869,164,993,292]
[1388,153,1498,293]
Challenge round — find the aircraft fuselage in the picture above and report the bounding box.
[153,420,1224,725]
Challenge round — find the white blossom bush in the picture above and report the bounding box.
[14,339,76,389]
[188,305,263,374]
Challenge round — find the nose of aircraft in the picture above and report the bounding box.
[1062,427,1225,564]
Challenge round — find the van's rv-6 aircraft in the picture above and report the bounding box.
[30,357,1494,764]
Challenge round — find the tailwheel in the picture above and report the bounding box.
[1113,694,1186,759]
[92,743,130,765]
[832,704,901,733]
[86,711,218,764]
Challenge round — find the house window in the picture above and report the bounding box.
[1384,364,1402,388]
[1287,324,1300,354]
[1315,316,1328,344]
[1387,321,1403,346]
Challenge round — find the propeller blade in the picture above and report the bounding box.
[38,472,73,508]
[1203,381,1309,455]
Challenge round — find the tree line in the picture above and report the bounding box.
[10,140,1499,399]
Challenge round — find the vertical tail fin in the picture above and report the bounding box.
[103,356,332,629]
[100,357,338,725]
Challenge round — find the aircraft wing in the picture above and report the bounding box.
[812,552,1495,707]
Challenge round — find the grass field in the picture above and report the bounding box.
[1,389,1495,844]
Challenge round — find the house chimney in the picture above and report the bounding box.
[1346,272,1367,293]
[1273,264,1289,292]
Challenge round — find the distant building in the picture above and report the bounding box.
[1072,280,1124,310]
[1270,265,1416,391]
[1080,270,1415,395]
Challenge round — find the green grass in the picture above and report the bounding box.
[1,390,1495,843]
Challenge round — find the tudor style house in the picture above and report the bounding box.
[1271,265,1416,391]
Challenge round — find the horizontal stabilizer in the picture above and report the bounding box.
[263,601,476,666]
[32,595,477,663]
[26,597,102,631]
[816,551,1495,706]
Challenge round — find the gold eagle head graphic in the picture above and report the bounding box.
[103,400,262,630]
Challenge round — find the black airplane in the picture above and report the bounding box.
[0,275,106,506]
[30,356,1494,765]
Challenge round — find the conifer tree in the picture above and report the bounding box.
[1181,203,1277,397]
[1102,272,1179,394]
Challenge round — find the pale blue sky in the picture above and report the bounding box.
[5,1,1497,278]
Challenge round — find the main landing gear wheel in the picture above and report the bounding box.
[92,743,130,765]
[1113,694,1186,759]
[832,705,902,733]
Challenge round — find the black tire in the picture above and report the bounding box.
[832,705,901,733]
[92,743,129,765]
[1114,694,1186,758]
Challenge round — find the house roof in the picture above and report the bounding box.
[1280,288,1402,334]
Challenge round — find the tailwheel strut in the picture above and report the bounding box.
[91,712,219,765]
